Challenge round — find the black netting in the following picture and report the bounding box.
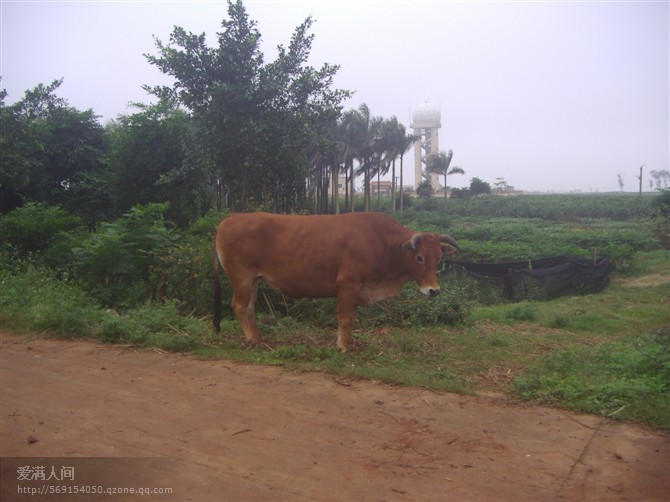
[443,255,612,303]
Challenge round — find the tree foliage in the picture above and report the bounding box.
[0,79,107,218]
[1,0,504,229]
[71,203,175,307]
[106,101,210,227]
[470,177,492,196]
[144,0,349,211]
[425,149,465,198]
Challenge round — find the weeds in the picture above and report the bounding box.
[515,329,670,429]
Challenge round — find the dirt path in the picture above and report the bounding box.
[1,333,668,501]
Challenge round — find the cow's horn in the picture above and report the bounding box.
[439,234,459,249]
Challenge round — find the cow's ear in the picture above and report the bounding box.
[402,233,421,251]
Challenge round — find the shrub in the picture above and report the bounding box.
[148,208,231,317]
[0,265,211,351]
[149,234,223,316]
[72,203,175,308]
[359,278,474,328]
[0,203,84,270]
[0,266,103,337]
[650,189,670,249]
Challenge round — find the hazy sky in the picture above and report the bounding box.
[1,0,668,192]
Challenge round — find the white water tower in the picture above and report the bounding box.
[411,102,441,190]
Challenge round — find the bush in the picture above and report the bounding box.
[0,265,211,350]
[650,189,670,249]
[148,209,230,317]
[0,203,84,270]
[72,203,175,308]
[361,279,473,327]
[149,234,223,316]
[0,266,104,337]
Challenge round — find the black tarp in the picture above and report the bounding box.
[443,255,612,302]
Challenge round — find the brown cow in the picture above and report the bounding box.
[213,212,458,351]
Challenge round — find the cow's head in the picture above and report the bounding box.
[402,233,459,297]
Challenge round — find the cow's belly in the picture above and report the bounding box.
[260,273,337,299]
[358,283,402,305]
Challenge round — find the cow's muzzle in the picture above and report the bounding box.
[421,286,441,297]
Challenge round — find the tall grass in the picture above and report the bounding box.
[0,266,212,351]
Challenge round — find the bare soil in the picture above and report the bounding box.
[1,332,668,501]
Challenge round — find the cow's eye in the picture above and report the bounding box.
[416,255,426,265]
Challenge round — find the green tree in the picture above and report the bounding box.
[0,79,106,218]
[352,104,384,212]
[0,203,84,269]
[145,0,348,212]
[336,107,369,212]
[416,180,435,199]
[470,177,492,196]
[0,84,32,212]
[336,109,413,213]
[425,149,465,198]
[106,101,209,227]
[380,117,411,213]
[397,132,417,212]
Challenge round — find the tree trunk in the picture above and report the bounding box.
[332,164,340,214]
[399,155,404,212]
[376,168,381,211]
[350,162,355,213]
[344,161,350,213]
[391,157,396,212]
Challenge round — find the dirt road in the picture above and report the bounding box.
[1,333,668,501]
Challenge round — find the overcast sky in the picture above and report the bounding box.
[1,0,668,192]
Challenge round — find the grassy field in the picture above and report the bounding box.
[1,194,669,430]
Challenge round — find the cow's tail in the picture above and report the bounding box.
[213,239,222,334]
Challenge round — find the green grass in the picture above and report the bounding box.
[515,329,670,428]
[0,266,212,351]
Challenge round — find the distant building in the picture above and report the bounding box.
[335,176,347,193]
[370,180,393,198]
[411,101,442,192]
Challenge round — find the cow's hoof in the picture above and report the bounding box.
[337,340,353,353]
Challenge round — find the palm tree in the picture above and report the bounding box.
[353,105,381,212]
[337,108,368,212]
[425,149,465,198]
[380,118,416,212]
[398,132,418,212]
[373,117,399,210]
[335,106,416,212]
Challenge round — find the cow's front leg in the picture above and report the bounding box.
[231,277,260,343]
[336,288,359,352]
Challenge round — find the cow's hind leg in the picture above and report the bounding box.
[231,277,261,343]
